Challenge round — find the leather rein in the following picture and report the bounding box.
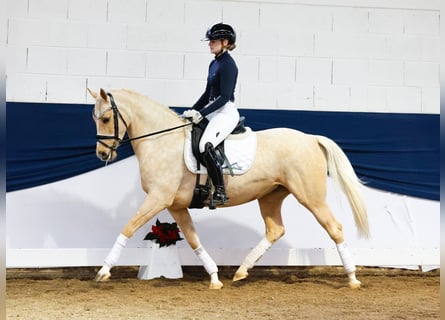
[93,92,192,154]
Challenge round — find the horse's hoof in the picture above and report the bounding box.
[209,280,223,289]
[233,271,248,282]
[94,271,111,282]
[349,279,361,289]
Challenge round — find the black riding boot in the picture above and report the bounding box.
[202,142,229,206]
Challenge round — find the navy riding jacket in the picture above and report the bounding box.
[192,51,238,117]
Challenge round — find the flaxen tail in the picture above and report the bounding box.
[317,135,370,238]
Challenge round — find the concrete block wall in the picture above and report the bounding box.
[6,0,440,113]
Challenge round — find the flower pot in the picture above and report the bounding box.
[138,242,183,280]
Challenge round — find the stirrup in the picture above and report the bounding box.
[205,189,229,209]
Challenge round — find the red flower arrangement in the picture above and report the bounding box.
[144,219,183,247]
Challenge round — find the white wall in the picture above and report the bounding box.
[6,0,440,113]
[6,157,439,269]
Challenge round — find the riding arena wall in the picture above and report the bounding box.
[5,0,439,270]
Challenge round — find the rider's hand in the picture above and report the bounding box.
[183,109,203,124]
[182,109,192,118]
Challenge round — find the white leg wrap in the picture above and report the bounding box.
[210,272,219,283]
[104,234,128,268]
[194,246,218,275]
[242,238,272,269]
[336,242,356,274]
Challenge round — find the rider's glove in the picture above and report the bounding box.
[182,109,192,118]
[183,109,203,124]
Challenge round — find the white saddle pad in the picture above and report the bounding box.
[184,127,257,175]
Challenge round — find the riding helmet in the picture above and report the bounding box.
[204,23,236,45]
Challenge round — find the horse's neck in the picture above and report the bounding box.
[115,90,184,156]
[116,91,181,138]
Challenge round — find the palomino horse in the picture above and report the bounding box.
[88,88,369,289]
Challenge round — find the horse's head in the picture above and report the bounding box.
[88,88,128,163]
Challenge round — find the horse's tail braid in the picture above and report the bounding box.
[317,135,370,239]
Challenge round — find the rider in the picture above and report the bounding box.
[183,23,240,206]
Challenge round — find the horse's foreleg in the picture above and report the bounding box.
[169,208,223,289]
[233,188,288,282]
[95,197,166,282]
[95,233,128,281]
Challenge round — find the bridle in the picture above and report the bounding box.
[93,93,128,154]
[93,92,192,160]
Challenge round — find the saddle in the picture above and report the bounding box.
[189,117,247,209]
[190,117,246,170]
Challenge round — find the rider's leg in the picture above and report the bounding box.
[202,142,228,204]
[198,102,239,153]
[199,102,239,205]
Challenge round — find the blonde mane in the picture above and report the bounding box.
[111,88,180,119]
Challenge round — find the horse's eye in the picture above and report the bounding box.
[102,117,110,124]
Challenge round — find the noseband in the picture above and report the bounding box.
[93,92,192,157]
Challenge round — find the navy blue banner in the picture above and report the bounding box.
[6,102,439,200]
[6,102,134,192]
[237,109,439,201]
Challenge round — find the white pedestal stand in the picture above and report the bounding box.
[137,242,183,280]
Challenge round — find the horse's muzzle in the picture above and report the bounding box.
[97,149,115,162]
[96,138,119,162]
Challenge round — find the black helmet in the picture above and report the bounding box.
[204,23,236,45]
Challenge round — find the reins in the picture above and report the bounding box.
[95,92,192,151]
[119,122,193,145]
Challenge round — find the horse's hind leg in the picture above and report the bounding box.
[233,187,289,282]
[285,150,361,288]
[305,201,361,288]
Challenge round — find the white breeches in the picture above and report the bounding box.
[199,101,240,153]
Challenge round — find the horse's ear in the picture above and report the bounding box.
[100,88,108,101]
[87,88,98,99]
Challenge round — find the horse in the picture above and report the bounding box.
[88,87,369,289]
